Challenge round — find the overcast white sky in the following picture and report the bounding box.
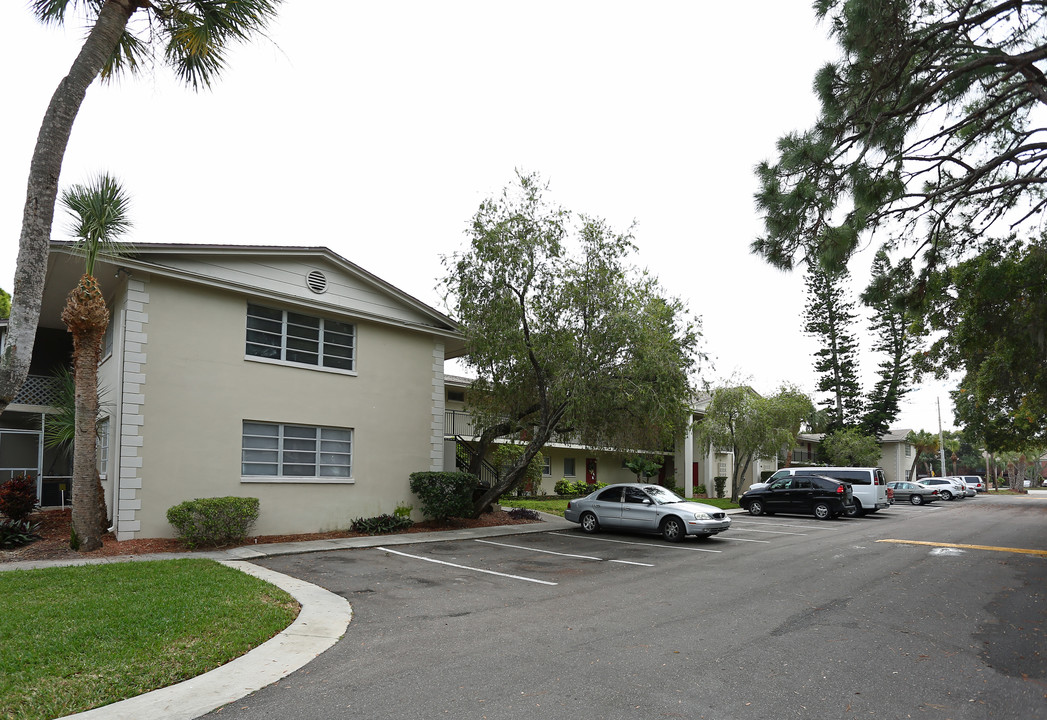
[0,1,957,432]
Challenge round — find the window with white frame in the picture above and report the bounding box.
[241,421,352,481]
[246,304,355,372]
[102,317,114,361]
[96,418,110,479]
[563,457,576,477]
[542,455,552,476]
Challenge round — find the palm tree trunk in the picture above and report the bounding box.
[0,1,134,413]
[63,274,110,551]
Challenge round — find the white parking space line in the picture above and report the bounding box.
[474,539,655,566]
[552,532,723,553]
[715,536,771,543]
[731,519,826,530]
[376,547,557,586]
[725,525,811,536]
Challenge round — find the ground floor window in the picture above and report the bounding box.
[563,457,576,477]
[241,421,352,481]
[96,417,109,479]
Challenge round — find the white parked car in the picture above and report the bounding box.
[957,476,986,493]
[917,477,966,500]
[942,476,976,497]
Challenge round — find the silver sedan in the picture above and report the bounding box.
[564,483,731,542]
[886,481,940,505]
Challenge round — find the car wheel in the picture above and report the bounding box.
[814,502,832,520]
[941,490,953,501]
[747,500,764,516]
[579,512,599,534]
[910,494,924,505]
[844,499,864,518]
[661,516,685,542]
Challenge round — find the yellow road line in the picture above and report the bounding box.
[877,539,1047,557]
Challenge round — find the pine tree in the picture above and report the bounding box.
[804,263,862,430]
[859,250,914,437]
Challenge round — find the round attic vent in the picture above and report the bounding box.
[306,270,328,294]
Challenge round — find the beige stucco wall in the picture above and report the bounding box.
[116,275,443,538]
[878,442,912,484]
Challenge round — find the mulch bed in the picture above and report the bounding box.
[1,507,540,564]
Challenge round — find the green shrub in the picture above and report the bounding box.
[166,496,260,549]
[0,518,41,548]
[713,476,728,499]
[350,514,414,535]
[695,484,707,497]
[554,479,574,496]
[393,502,413,519]
[0,475,38,522]
[409,471,477,521]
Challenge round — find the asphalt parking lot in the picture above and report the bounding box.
[204,494,1047,720]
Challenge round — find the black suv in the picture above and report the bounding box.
[740,474,854,520]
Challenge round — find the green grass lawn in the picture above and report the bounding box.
[0,559,298,720]
[502,495,740,517]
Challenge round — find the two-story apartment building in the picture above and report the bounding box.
[443,380,767,498]
[0,243,463,539]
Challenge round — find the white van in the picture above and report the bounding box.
[756,467,890,517]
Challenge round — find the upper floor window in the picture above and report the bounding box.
[246,303,355,372]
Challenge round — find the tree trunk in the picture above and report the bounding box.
[63,275,110,551]
[0,2,134,414]
[471,435,549,516]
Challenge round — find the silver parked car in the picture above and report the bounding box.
[886,480,940,505]
[564,483,731,542]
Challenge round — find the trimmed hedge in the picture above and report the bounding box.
[409,471,476,521]
[166,496,260,549]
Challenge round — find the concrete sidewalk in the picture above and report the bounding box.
[8,513,575,720]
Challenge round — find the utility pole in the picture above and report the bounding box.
[937,398,947,477]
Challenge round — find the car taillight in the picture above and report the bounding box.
[836,485,844,493]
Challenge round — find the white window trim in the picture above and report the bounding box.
[241,475,355,485]
[241,421,354,484]
[245,303,357,373]
[244,353,359,377]
[97,417,110,480]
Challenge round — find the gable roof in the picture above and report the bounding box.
[42,242,464,353]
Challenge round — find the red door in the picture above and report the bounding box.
[586,458,598,485]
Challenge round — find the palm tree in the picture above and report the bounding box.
[2,0,282,416]
[906,430,939,483]
[60,172,131,551]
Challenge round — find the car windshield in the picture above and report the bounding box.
[643,485,684,504]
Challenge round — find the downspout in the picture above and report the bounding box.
[106,302,126,534]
